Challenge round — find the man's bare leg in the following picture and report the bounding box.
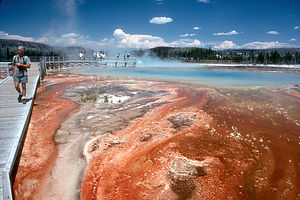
[22,83,26,97]
[14,81,21,93]
[15,81,23,102]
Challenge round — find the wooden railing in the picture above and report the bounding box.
[30,56,137,63]
[36,56,136,76]
[0,62,12,84]
[39,56,135,70]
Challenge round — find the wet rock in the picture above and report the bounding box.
[168,156,208,200]
[89,136,123,153]
[168,156,207,182]
[168,114,194,130]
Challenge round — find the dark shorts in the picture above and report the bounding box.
[14,76,28,83]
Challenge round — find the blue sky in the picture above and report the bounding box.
[0,0,299,50]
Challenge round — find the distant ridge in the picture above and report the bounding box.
[0,39,54,61]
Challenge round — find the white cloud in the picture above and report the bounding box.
[0,31,35,42]
[0,31,50,44]
[294,26,299,30]
[149,17,173,24]
[213,40,238,49]
[0,29,205,49]
[170,39,205,47]
[180,33,196,37]
[213,30,239,36]
[241,41,289,49]
[2,29,295,51]
[41,32,108,48]
[213,40,294,50]
[267,31,280,35]
[113,29,204,48]
[193,26,201,30]
[61,32,81,38]
[113,29,168,48]
[197,0,210,3]
[289,38,296,42]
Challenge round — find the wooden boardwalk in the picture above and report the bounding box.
[36,56,137,71]
[0,63,40,200]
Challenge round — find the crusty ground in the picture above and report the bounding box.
[13,75,300,200]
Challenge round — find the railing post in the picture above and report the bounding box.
[7,63,10,77]
[39,59,44,81]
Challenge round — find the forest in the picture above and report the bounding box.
[141,47,300,65]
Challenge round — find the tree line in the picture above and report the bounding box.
[0,39,60,61]
[141,47,300,65]
[3,47,59,60]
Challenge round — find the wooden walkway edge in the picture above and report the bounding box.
[0,63,40,200]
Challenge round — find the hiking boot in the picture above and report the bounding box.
[18,94,22,103]
[22,97,26,104]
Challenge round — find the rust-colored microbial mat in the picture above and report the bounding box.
[14,75,300,200]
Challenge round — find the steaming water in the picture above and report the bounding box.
[76,64,300,87]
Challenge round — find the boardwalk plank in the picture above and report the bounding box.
[0,62,40,200]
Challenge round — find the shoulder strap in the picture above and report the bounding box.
[13,55,19,64]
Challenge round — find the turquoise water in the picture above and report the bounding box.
[77,66,300,87]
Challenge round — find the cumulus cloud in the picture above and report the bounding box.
[99,30,296,49]
[2,29,295,51]
[193,26,201,30]
[0,31,49,44]
[113,29,168,48]
[0,31,35,42]
[213,40,293,49]
[267,31,280,35]
[213,30,239,36]
[113,29,204,48]
[241,41,289,49]
[0,30,108,49]
[180,33,196,37]
[197,0,210,3]
[42,32,109,48]
[170,39,205,47]
[61,32,81,38]
[149,17,173,24]
[294,26,299,30]
[0,29,205,49]
[213,40,238,49]
[289,38,296,42]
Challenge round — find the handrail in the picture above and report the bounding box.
[37,56,137,75]
[29,56,137,62]
[0,62,12,82]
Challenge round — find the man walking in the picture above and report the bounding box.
[12,46,31,104]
